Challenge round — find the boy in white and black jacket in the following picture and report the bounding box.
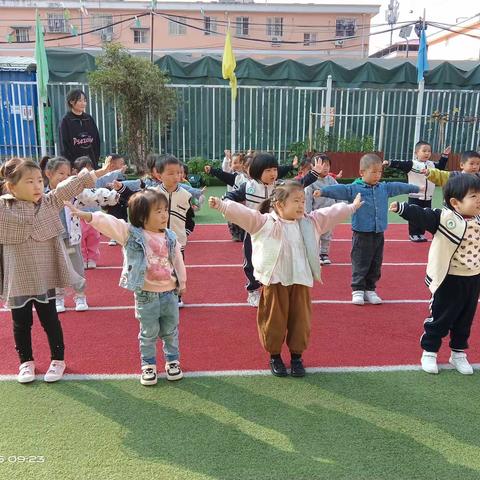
[386,141,450,242]
[390,174,480,375]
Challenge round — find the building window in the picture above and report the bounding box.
[168,16,186,35]
[304,33,317,46]
[13,27,30,42]
[133,29,148,44]
[267,17,283,36]
[91,14,114,40]
[336,18,356,37]
[204,16,218,35]
[236,17,249,36]
[47,12,68,33]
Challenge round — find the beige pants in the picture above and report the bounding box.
[257,283,311,355]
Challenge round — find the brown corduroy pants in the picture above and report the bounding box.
[257,283,312,355]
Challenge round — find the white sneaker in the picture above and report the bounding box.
[449,351,474,375]
[87,260,97,269]
[421,351,439,374]
[17,361,35,384]
[140,365,158,386]
[178,297,184,308]
[75,296,89,312]
[55,297,66,313]
[364,291,383,305]
[44,360,66,382]
[165,360,183,381]
[108,239,117,246]
[352,291,365,305]
[247,289,261,307]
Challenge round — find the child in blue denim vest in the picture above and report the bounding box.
[317,154,420,305]
[67,189,187,386]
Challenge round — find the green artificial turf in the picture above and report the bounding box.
[1,371,479,480]
[196,186,445,225]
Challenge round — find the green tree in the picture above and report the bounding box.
[88,43,177,172]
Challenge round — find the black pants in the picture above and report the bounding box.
[228,222,245,241]
[408,198,431,236]
[243,233,261,292]
[422,274,480,352]
[11,299,64,363]
[351,231,384,291]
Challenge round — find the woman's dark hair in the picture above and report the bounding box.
[128,189,169,228]
[0,157,41,194]
[258,180,304,214]
[73,156,94,171]
[45,156,71,173]
[443,173,480,210]
[248,152,278,181]
[66,89,87,110]
[460,150,480,164]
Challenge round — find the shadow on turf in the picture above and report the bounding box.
[54,373,480,480]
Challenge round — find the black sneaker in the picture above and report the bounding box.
[320,254,331,265]
[269,357,288,377]
[141,365,157,386]
[417,234,428,242]
[165,361,183,381]
[291,358,306,377]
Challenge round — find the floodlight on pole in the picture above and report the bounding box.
[399,24,412,57]
[385,0,400,46]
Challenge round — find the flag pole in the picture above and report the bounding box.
[413,9,427,158]
[35,10,48,157]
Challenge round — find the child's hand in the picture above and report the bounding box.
[382,160,389,167]
[443,145,451,156]
[178,288,186,297]
[389,201,399,213]
[208,196,222,209]
[224,149,231,159]
[112,180,123,191]
[336,170,343,179]
[64,201,93,221]
[121,165,128,173]
[421,168,429,176]
[312,156,325,174]
[95,156,114,177]
[313,190,322,198]
[204,165,211,174]
[292,155,299,168]
[352,193,364,210]
[201,186,207,193]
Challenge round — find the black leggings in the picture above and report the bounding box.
[11,299,64,363]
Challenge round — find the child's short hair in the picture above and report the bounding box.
[359,153,382,171]
[460,151,480,164]
[147,154,180,174]
[66,89,87,109]
[249,152,278,181]
[128,189,169,228]
[415,140,431,152]
[45,156,71,173]
[0,157,41,193]
[443,174,480,210]
[74,156,94,171]
[258,180,304,214]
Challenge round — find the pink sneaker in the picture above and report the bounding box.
[44,360,66,383]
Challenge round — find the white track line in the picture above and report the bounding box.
[0,299,431,313]
[0,363,478,382]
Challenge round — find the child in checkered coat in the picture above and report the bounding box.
[0,156,114,384]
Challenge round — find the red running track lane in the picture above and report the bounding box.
[2,223,478,375]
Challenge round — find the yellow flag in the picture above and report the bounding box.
[222,28,237,101]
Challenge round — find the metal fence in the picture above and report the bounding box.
[1,79,479,163]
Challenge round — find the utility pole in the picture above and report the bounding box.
[385,0,400,47]
[150,0,157,63]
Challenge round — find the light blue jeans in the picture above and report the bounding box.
[134,290,180,366]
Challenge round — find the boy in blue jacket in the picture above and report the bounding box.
[317,154,419,305]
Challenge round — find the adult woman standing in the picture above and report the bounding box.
[59,89,101,169]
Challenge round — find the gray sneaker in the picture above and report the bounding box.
[364,291,382,304]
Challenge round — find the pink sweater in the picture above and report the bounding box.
[88,212,186,292]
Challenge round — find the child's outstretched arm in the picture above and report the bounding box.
[389,201,440,234]
[317,183,355,202]
[224,182,247,202]
[385,182,420,197]
[426,168,450,187]
[209,197,267,234]
[204,165,237,187]
[309,193,362,233]
[179,183,205,199]
[74,188,119,208]
[65,201,130,245]
[435,146,451,170]
[385,159,414,173]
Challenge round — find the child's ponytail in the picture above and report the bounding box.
[258,197,273,214]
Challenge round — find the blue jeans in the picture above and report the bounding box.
[134,290,180,366]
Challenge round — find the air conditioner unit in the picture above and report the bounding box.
[334,39,344,47]
[271,37,281,47]
[101,31,112,42]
